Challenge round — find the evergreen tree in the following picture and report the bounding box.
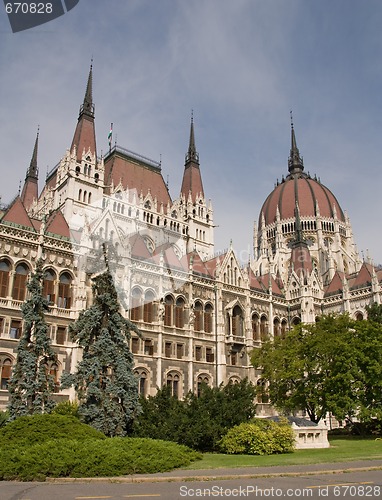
[8,259,57,419]
[62,246,141,437]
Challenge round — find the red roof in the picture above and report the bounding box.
[351,262,373,289]
[324,271,345,296]
[260,176,345,228]
[181,251,211,276]
[181,163,204,202]
[45,210,70,239]
[104,150,171,209]
[20,178,38,211]
[129,234,153,261]
[71,114,97,161]
[1,197,35,230]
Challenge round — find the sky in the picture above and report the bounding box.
[1,0,382,264]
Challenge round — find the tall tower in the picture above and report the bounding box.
[180,115,214,258]
[37,64,104,223]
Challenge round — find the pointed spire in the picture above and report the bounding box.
[288,112,304,176]
[181,112,204,202]
[21,129,39,210]
[71,64,97,161]
[185,110,199,164]
[27,127,39,180]
[80,62,94,119]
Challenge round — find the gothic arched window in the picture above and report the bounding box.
[43,268,56,305]
[143,290,155,323]
[166,371,180,398]
[0,356,13,390]
[204,303,213,333]
[12,263,29,301]
[164,295,174,326]
[232,305,243,337]
[175,297,185,328]
[197,374,210,397]
[135,368,148,397]
[130,288,142,322]
[194,301,203,331]
[0,260,11,298]
[252,313,260,341]
[260,315,268,340]
[58,272,72,309]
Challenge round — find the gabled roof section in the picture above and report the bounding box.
[248,268,265,292]
[129,233,152,261]
[258,274,284,296]
[204,252,228,277]
[1,196,35,230]
[324,271,345,297]
[181,250,212,277]
[45,210,70,239]
[152,243,187,271]
[104,146,171,209]
[351,262,373,290]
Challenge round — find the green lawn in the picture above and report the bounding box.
[184,437,382,470]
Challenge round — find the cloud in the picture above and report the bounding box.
[1,0,382,263]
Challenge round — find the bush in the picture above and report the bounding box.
[219,419,295,455]
[350,420,382,436]
[0,411,9,428]
[0,414,105,448]
[52,401,80,419]
[133,379,257,452]
[0,437,201,481]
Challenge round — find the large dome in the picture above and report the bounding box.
[259,125,345,229]
[259,174,345,228]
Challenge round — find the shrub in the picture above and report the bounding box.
[133,379,257,452]
[219,419,295,455]
[0,437,201,481]
[52,401,80,419]
[0,414,105,448]
[0,411,9,428]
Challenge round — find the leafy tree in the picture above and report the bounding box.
[61,247,142,437]
[8,259,57,419]
[365,302,382,324]
[351,320,382,424]
[251,314,360,423]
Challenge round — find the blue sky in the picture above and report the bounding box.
[1,0,382,264]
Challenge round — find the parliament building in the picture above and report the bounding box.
[0,67,380,411]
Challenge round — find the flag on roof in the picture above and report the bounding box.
[108,123,113,150]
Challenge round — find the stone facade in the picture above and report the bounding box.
[0,67,380,410]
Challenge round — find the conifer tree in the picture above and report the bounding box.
[62,245,141,437]
[8,258,58,419]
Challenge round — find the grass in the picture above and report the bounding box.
[184,436,382,470]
